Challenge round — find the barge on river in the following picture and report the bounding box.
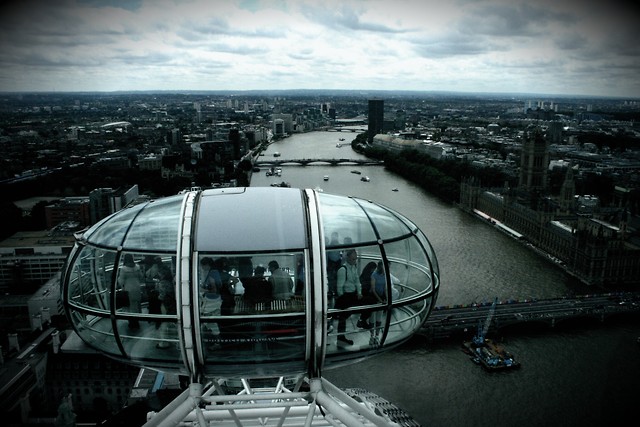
[462,338,520,371]
[461,297,520,371]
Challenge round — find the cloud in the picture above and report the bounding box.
[0,0,638,96]
[553,33,587,51]
[78,0,143,11]
[300,2,413,34]
[288,49,315,61]
[458,3,576,38]
[412,32,504,59]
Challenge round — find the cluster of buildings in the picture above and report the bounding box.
[0,91,639,424]
[0,186,141,294]
[0,93,341,191]
[0,93,345,425]
[364,98,640,288]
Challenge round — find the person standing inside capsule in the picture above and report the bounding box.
[215,257,238,315]
[118,253,143,329]
[268,260,292,301]
[335,249,362,345]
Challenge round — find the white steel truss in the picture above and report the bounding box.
[142,376,406,427]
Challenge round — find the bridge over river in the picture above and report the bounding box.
[420,292,640,341]
[255,158,384,167]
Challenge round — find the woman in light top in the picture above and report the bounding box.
[118,253,143,329]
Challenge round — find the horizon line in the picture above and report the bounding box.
[0,88,635,100]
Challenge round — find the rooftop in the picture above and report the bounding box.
[0,230,75,249]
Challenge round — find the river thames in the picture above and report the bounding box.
[251,131,639,427]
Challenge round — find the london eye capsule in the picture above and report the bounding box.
[61,187,439,380]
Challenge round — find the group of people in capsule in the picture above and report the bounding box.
[196,246,396,345]
[326,235,398,346]
[117,244,396,347]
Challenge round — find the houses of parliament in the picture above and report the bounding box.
[460,127,640,288]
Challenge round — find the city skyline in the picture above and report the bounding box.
[0,0,639,98]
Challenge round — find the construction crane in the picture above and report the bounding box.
[473,297,498,346]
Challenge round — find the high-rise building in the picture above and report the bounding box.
[89,185,140,225]
[272,113,294,135]
[368,99,384,143]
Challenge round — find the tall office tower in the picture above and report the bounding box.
[518,128,549,193]
[368,99,384,143]
[229,128,241,160]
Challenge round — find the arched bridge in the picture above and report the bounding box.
[255,158,384,167]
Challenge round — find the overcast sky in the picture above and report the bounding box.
[1,0,639,97]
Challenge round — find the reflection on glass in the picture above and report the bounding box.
[319,193,377,245]
[117,253,144,329]
[198,253,305,317]
[123,196,183,251]
[86,205,142,247]
[360,201,411,241]
[197,253,307,364]
[70,311,120,357]
[69,247,116,311]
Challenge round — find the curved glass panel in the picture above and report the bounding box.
[67,246,115,312]
[86,204,145,247]
[69,311,121,357]
[196,188,307,252]
[417,229,440,281]
[358,201,412,241]
[326,244,389,354]
[385,239,433,300]
[383,297,431,347]
[122,196,183,252]
[115,252,145,318]
[319,193,377,246]
[107,251,181,363]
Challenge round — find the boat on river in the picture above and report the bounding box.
[360,176,370,182]
[461,297,519,370]
[462,339,520,371]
